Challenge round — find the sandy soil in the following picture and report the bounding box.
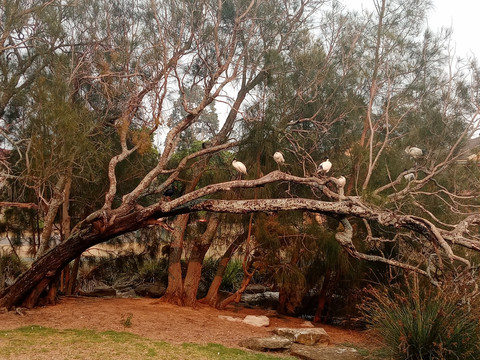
[0,296,373,349]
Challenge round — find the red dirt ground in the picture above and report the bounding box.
[0,296,375,349]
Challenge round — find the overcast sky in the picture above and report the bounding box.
[341,0,480,59]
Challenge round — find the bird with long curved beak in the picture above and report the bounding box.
[405,146,425,159]
[232,158,247,179]
[317,157,332,175]
[273,151,285,170]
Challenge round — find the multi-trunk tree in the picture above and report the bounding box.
[1,0,480,311]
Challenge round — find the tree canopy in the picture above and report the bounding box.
[1,0,480,310]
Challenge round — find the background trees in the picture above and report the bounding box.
[1,0,480,318]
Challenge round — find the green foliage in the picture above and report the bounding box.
[220,259,244,292]
[138,259,169,284]
[361,280,480,360]
[0,252,26,290]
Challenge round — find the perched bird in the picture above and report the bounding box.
[273,151,285,169]
[163,185,176,199]
[403,172,415,182]
[232,158,247,177]
[468,153,478,162]
[163,187,175,197]
[337,176,346,187]
[405,146,425,159]
[317,157,332,174]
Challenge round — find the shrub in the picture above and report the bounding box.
[220,259,244,292]
[0,252,26,290]
[361,279,480,360]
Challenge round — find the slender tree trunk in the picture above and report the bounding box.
[200,235,244,307]
[217,214,255,310]
[162,213,190,305]
[183,215,220,307]
[36,175,68,257]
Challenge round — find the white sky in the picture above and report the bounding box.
[341,0,480,59]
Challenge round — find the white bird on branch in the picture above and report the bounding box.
[232,158,247,178]
[316,157,332,175]
[273,151,285,170]
[405,146,425,159]
[403,169,415,182]
[337,175,346,187]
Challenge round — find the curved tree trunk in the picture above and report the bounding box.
[0,205,147,309]
[200,235,244,307]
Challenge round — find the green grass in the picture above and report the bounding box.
[0,325,295,360]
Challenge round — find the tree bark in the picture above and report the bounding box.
[162,214,190,305]
[183,215,220,307]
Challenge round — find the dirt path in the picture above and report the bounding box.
[0,296,372,349]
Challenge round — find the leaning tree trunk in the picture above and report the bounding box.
[0,206,146,309]
[200,235,244,307]
[183,215,220,307]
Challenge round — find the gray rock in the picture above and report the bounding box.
[241,291,279,308]
[79,284,116,297]
[274,328,330,346]
[113,276,141,291]
[134,281,166,298]
[290,344,363,360]
[239,335,292,351]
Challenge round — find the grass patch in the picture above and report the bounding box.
[0,326,294,360]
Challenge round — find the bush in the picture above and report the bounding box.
[361,279,480,360]
[220,259,244,292]
[0,252,26,290]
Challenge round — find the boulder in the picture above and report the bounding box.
[242,315,270,327]
[239,335,292,351]
[274,328,330,346]
[290,344,363,360]
[78,284,116,297]
[134,281,166,298]
[241,291,279,309]
[113,276,141,291]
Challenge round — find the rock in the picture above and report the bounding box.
[290,344,363,360]
[241,291,279,308]
[274,328,330,346]
[242,315,270,327]
[134,281,166,298]
[113,276,141,291]
[79,284,117,297]
[239,335,292,351]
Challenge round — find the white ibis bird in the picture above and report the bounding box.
[273,151,285,169]
[232,158,247,178]
[317,157,332,174]
[468,153,478,162]
[337,176,346,187]
[405,146,425,159]
[403,172,415,182]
